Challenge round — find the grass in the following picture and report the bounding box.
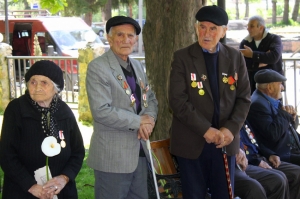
[0,152,95,199]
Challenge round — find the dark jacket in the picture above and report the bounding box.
[240,122,277,166]
[246,89,298,162]
[0,94,85,199]
[169,42,251,158]
[239,31,283,73]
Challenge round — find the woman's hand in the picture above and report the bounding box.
[28,184,50,199]
[42,175,69,196]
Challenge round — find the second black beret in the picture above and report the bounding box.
[106,16,141,35]
[195,5,228,26]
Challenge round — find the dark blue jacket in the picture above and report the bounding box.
[247,89,298,162]
[240,122,277,166]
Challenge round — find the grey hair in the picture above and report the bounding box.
[26,80,61,93]
[256,83,268,90]
[108,26,137,36]
[249,16,265,27]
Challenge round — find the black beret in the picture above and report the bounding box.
[254,69,287,83]
[106,16,141,35]
[25,60,64,91]
[195,5,228,26]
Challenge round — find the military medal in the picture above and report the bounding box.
[201,74,207,81]
[234,71,238,87]
[230,85,235,90]
[222,73,228,83]
[245,125,259,147]
[228,76,236,91]
[123,81,131,95]
[117,75,123,80]
[197,82,205,96]
[142,93,148,107]
[139,78,145,90]
[130,94,136,107]
[191,73,197,88]
[59,130,66,148]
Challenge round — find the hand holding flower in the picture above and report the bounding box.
[42,175,69,195]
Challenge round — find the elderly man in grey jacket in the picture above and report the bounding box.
[86,16,158,199]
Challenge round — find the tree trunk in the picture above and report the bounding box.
[143,0,203,140]
[283,0,289,24]
[84,12,93,26]
[102,0,112,22]
[292,0,300,21]
[244,0,249,19]
[236,0,239,19]
[272,0,277,24]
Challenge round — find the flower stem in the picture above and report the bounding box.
[46,156,49,181]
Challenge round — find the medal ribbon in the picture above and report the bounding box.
[191,73,196,81]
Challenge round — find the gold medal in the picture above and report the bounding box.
[230,84,235,90]
[222,77,228,83]
[198,89,205,96]
[60,140,66,148]
[191,81,197,88]
[246,150,249,155]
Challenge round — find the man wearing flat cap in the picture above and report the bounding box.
[169,5,251,199]
[247,69,300,167]
[86,16,158,199]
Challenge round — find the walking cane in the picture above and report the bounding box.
[222,146,234,199]
[146,139,160,199]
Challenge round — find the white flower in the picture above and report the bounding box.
[41,136,61,157]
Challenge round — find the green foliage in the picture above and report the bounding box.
[268,19,300,27]
[76,152,95,199]
[64,0,106,16]
[40,0,67,14]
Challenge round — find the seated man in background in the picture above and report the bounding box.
[247,69,300,165]
[235,123,300,199]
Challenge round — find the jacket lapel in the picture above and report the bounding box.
[107,50,136,112]
[218,44,231,99]
[190,43,213,100]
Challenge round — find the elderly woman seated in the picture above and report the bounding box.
[0,60,85,199]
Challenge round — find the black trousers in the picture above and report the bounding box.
[176,143,235,199]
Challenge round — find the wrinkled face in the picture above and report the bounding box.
[195,21,227,53]
[107,24,138,61]
[28,75,56,107]
[269,82,284,100]
[247,20,264,40]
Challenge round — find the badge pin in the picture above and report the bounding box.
[201,74,207,81]
[125,89,131,95]
[117,75,123,80]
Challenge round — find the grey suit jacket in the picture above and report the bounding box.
[86,49,158,173]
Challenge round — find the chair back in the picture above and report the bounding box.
[150,139,177,175]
